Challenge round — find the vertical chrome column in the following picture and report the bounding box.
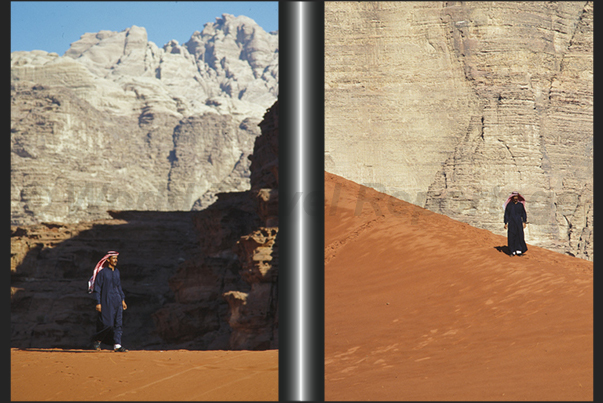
[279,1,324,401]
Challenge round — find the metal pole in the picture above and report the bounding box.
[279,2,325,401]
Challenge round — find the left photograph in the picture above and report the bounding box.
[11,1,278,400]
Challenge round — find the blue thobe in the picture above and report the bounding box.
[92,267,125,345]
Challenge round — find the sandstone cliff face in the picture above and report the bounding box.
[325,2,592,260]
[11,101,278,351]
[153,101,279,350]
[225,101,279,350]
[11,14,278,225]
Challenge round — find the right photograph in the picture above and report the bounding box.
[324,2,593,401]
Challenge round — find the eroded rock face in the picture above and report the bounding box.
[153,102,279,350]
[325,2,592,260]
[224,227,278,350]
[11,14,278,225]
[224,102,279,350]
[11,102,279,351]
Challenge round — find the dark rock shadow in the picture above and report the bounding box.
[10,209,253,351]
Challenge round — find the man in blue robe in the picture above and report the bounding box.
[90,252,128,351]
[504,192,528,256]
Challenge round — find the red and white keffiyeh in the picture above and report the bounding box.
[502,191,526,211]
[87,251,119,294]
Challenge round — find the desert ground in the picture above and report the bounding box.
[324,172,593,401]
[11,348,277,401]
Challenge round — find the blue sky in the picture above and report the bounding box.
[11,1,278,55]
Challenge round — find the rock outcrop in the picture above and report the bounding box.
[11,14,278,225]
[324,2,592,259]
[224,100,279,350]
[153,101,279,350]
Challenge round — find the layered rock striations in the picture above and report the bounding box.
[12,14,278,225]
[325,2,592,259]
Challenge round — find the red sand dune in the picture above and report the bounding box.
[324,172,593,401]
[11,349,277,401]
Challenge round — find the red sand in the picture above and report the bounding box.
[11,348,277,401]
[324,172,593,401]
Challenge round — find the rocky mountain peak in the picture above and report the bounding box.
[11,15,278,225]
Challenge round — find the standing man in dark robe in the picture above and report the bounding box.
[503,192,528,256]
[89,251,128,351]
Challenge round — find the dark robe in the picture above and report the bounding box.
[92,267,125,345]
[504,201,528,254]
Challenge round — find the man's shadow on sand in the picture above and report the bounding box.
[494,245,512,256]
